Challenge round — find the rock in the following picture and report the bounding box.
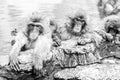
[0,52,32,71]
[54,63,120,80]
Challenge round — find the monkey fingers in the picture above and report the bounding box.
[106,33,113,40]
[64,49,71,54]
[33,60,43,75]
[78,38,87,45]
[10,59,20,71]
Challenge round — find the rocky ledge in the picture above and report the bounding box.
[54,59,120,80]
[1,54,120,80]
[0,52,32,71]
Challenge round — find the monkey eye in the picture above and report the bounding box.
[76,18,81,21]
[28,23,34,27]
[75,16,85,22]
[28,23,34,29]
[28,23,42,28]
[35,25,41,28]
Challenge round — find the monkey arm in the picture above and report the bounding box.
[114,34,120,44]
[52,33,61,47]
[10,32,28,56]
[9,32,28,71]
[110,7,120,15]
[104,3,114,15]
[33,35,53,71]
[94,29,113,41]
[77,32,101,45]
[60,39,76,49]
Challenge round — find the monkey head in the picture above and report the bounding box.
[26,17,44,41]
[107,0,117,6]
[66,11,87,36]
[105,17,120,36]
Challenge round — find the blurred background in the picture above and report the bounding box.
[0,0,99,55]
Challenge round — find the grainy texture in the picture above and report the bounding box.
[54,63,120,80]
[1,0,120,80]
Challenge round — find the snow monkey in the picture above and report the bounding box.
[104,15,120,44]
[98,0,120,18]
[54,9,103,67]
[9,14,53,73]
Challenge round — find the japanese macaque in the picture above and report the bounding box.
[55,10,102,67]
[59,12,87,40]
[9,15,53,73]
[66,13,87,37]
[104,16,120,44]
[98,15,120,58]
[98,0,120,18]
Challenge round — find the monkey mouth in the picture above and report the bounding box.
[109,25,114,28]
[29,33,39,41]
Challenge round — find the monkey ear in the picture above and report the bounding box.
[23,26,29,37]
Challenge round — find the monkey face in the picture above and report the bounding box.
[73,22,82,33]
[108,0,116,6]
[105,19,120,36]
[27,22,43,41]
[72,16,86,33]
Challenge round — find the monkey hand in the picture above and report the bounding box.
[78,39,87,45]
[106,33,113,40]
[53,41,61,47]
[61,40,76,48]
[33,57,43,75]
[9,54,20,71]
